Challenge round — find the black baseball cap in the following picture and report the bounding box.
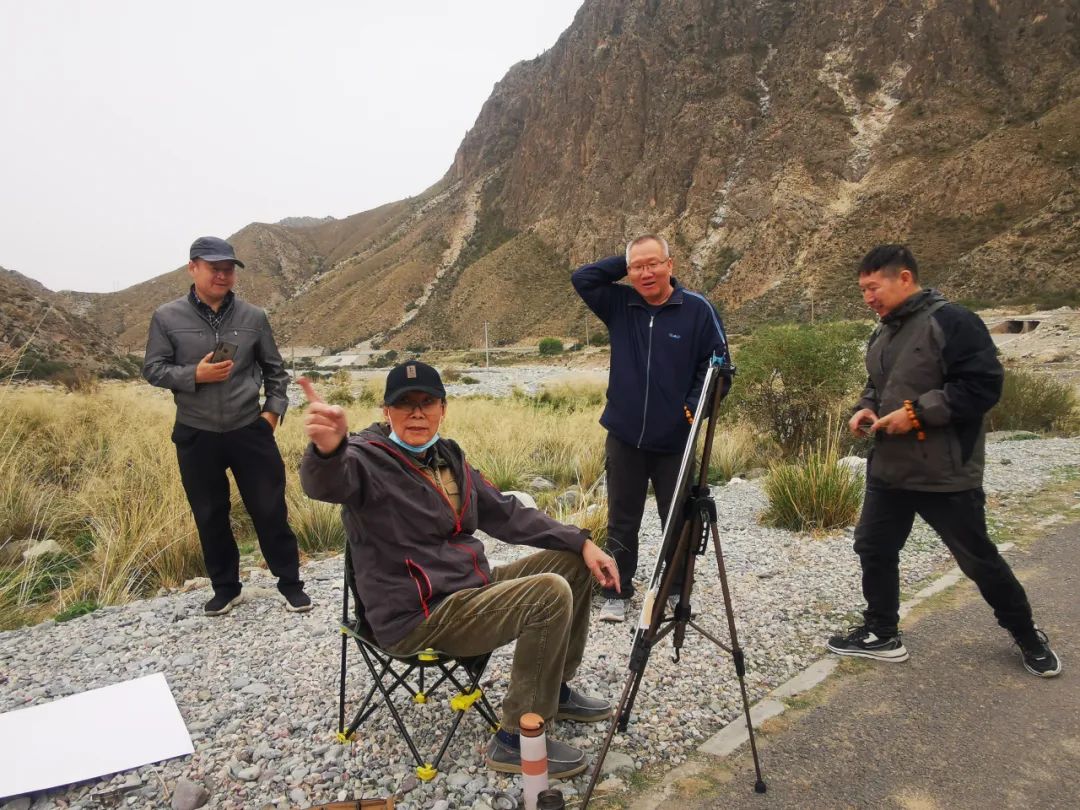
[383,361,446,405]
[190,236,245,268]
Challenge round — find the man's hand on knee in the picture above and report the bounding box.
[582,540,620,593]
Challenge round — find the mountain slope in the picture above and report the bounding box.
[60,0,1080,351]
[0,268,138,378]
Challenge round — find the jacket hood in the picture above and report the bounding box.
[882,288,946,323]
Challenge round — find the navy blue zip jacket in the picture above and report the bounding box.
[572,255,730,453]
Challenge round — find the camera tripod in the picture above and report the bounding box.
[580,359,766,807]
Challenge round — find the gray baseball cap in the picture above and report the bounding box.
[189,236,245,268]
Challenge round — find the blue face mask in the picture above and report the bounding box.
[389,429,440,454]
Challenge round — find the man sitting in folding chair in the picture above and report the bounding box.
[298,361,620,780]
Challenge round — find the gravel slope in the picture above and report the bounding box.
[1,435,1077,810]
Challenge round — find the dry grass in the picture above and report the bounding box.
[705,421,779,483]
[0,379,613,629]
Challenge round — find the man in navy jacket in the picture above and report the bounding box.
[572,235,730,621]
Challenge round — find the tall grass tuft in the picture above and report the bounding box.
[761,427,863,532]
[288,494,346,554]
[706,422,778,483]
[987,367,1079,435]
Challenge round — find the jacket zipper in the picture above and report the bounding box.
[189,299,230,432]
[637,314,655,448]
[371,441,468,533]
[373,441,490,586]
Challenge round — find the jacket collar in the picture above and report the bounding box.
[881,288,944,324]
[187,284,236,319]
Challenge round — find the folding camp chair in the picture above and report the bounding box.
[336,543,501,781]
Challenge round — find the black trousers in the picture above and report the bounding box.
[854,485,1033,637]
[173,418,302,597]
[602,433,682,600]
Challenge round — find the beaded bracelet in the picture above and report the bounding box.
[903,399,926,441]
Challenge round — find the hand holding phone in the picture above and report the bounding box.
[849,407,878,437]
[210,341,238,363]
[196,344,236,384]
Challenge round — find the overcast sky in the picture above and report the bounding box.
[0,0,583,293]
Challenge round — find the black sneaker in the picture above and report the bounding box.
[485,734,588,779]
[556,687,612,722]
[827,625,909,662]
[204,591,242,616]
[1014,628,1062,678]
[280,586,313,613]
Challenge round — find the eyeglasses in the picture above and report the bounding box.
[628,259,670,274]
[389,397,443,415]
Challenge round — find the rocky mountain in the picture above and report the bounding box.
[38,1,1080,353]
[0,268,139,379]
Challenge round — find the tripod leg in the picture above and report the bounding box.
[580,663,642,808]
[709,520,767,793]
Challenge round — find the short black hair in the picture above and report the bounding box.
[858,244,919,281]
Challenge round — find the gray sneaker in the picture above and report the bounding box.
[557,687,612,722]
[485,734,588,779]
[599,598,627,623]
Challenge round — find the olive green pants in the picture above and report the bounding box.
[386,549,593,733]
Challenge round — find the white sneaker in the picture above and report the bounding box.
[599,598,627,623]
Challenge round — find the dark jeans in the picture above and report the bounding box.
[173,418,302,597]
[854,486,1033,637]
[602,433,682,600]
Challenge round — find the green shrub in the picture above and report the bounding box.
[761,432,863,531]
[590,330,610,346]
[56,599,98,622]
[326,386,355,406]
[986,368,1078,434]
[539,338,564,356]
[461,376,480,385]
[729,322,868,455]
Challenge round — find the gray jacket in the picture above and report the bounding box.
[300,423,589,648]
[142,293,290,432]
[856,289,1003,492]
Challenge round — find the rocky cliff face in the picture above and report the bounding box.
[37,0,1080,352]
[0,268,137,378]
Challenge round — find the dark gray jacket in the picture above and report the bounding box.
[300,423,589,648]
[142,293,290,432]
[856,289,1003,492]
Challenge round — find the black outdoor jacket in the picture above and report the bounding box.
[856,289,1003,492]
[300,423,588,648]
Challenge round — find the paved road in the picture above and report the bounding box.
[680,522,1080,810]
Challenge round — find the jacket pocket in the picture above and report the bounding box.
[405,559,433,617]
[168,327,213,366]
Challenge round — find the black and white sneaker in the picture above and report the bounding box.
[827,625,909,662]
[280,586,313,613]
[204,591,242,616]
[1014,628,1062,678]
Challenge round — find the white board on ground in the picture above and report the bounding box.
[0,672,193,799]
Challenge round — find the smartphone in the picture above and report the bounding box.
[210,341,238,363]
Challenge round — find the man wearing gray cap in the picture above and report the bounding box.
[143,236,311,616]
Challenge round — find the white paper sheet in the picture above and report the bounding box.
[0,672,194,799]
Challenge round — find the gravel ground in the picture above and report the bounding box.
[1,435,1077,810]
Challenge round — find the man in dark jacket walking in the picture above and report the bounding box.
[143,236,310,616]
[299,362,620,778]
[827,244,1060,677]
[572,235,730,622]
